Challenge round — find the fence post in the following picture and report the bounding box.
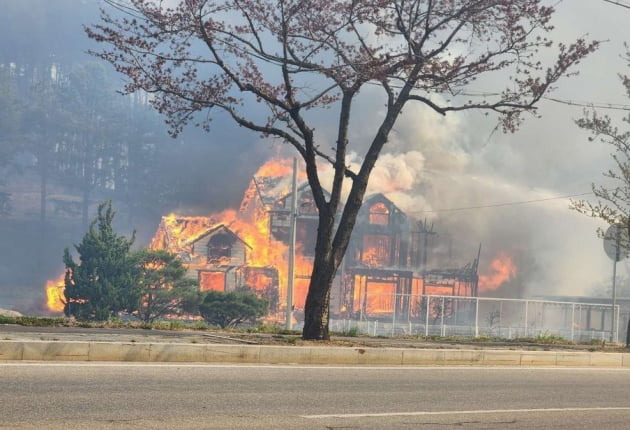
[441,296,445,337]
[524,300,529,338]
[392,292,397,336]
[499,301,503,337]
[425,296,430,337]
[571,304,575,342]
[616,305,620,343]
[474,297,479,338]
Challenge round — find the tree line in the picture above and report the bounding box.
[63,201,268,328]
[0,62,170,228]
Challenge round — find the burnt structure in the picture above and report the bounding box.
[152,173,479,321]
[190,224,280,312]
[267,185,480,319]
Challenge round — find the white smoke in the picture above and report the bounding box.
[313,89,616,299]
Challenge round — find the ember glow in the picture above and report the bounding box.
[150,158,312,311]
[478,253,516,292]
[45,274,65,313]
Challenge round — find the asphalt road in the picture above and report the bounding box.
[2,363,630,429]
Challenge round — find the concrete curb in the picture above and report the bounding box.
[1,341,629,366]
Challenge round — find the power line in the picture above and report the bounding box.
[407,191,593,214]
[460,91,630,111]
[603,0,630,9]
[543,96,630,111]
[428,90,630,112]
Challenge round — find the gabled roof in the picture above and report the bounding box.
[189,224,252,250]
[363,193,406,217]
[274,182,332,207]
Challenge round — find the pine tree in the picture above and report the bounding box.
[63,201,137,321]
[133,249,198,322]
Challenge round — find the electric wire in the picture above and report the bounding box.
[603,0,630,10]
[406,191,595,214]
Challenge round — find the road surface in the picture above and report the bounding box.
[2,363,630,429]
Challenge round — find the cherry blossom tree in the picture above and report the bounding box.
[88,0,598,339]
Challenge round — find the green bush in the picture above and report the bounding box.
[343,326,360,337]
[199,289,268,328]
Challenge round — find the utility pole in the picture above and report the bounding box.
[285,157,298,330]
[611,228,620,342]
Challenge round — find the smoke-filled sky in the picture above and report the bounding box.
[313,0,630,298]
[1,0,629,311]
[368,0,630,298]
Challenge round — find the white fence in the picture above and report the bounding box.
[328,295,622,343]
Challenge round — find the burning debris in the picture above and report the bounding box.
[45,274,65,313]
[478,252,517,293]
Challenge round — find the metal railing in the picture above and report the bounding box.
[328,294,622,343]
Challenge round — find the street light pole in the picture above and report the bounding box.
[611,229,620,342]
[285,157,298,330]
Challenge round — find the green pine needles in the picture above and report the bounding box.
[63,201,197,321]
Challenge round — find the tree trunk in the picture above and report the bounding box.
[302,257,336,340]
[302,196,362,340]
[302,211,337,340]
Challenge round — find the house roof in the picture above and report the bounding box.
[363,193,407,217]
[189,224,252,250]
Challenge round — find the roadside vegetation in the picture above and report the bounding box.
[59,201,269,329]
[0,313,620,351]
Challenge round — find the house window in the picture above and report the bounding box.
[361,234,391,267]
[207,233,233,263]
[369,202,390,225]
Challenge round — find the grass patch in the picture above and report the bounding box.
[512,332,570,345]
[0,315,69,327]
[0,315,211,332]
[247,324,300,335]
[341,326,360,337]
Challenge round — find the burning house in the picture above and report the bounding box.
[149,158,480,322]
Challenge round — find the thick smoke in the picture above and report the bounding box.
[316,92,615,299]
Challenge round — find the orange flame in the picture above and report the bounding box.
[254,158,307,180]
[150,158,314,310]
[45,274,65,313]
[478,253,516,292]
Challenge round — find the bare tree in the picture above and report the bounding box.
[571,47,630,241]
[87,0,597,340]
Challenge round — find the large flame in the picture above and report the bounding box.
[150,158,313,310]
[45,274,65,313]
[478,252,516,292]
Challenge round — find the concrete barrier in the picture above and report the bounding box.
[402,349,445,365]
[22,341,89,361]
[556,352,591,367]
[588,352,622,367]
[258,346,312,364]
[0,340,628,367]
[520,351,557,366]
[205,345,260,363]
[88,342,150,362]
[149,343,206,362]
[0,341,23,360]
